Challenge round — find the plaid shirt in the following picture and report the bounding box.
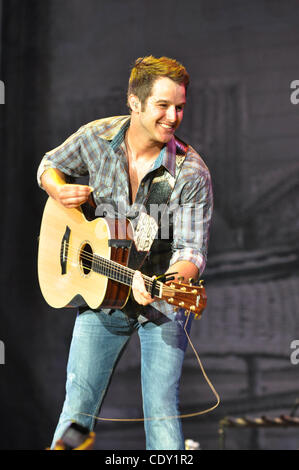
[37,115,213,319]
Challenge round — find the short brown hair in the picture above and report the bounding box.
[127,55,189,110]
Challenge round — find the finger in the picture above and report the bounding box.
[60,194,89,206]
[61,198,88,208]
[59,185,93,207]
[132,271,153,304]
[62,184,93,196]
[132,271,147,293]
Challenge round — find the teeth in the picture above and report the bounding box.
[160,123,172,129]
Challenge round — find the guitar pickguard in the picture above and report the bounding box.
[60,225,71,275]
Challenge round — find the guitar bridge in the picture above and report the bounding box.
[108,239,132,249]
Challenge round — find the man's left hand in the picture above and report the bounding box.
[132,271,155,306]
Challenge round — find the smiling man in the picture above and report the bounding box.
[37,56,213,450]
[129,75,186,144]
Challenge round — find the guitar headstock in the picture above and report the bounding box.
[161,278,207,319]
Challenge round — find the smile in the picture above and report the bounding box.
[158,123,174,130]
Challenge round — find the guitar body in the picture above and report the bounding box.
[38,198,207,317]
[38,197,133,309]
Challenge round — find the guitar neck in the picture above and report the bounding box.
[92,254,162,298]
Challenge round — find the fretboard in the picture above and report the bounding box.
[92,254,162,298]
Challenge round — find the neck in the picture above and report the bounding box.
[126,120,163,161]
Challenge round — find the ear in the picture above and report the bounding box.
[128,94,141,113]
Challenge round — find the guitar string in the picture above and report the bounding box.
[61,241,159,291]
[60,244,205,316]
[62,241,153,282]
[79,311,220,423]
[61,242,204,302]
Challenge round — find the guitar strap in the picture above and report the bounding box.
[127,138,187,273]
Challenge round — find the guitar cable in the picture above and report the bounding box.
[79,311,220,424]
[45,239,220,421]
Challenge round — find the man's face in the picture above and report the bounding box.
[136,77,186,145]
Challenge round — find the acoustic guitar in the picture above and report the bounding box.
[37,197,207,318]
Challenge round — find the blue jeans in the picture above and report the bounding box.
[51,308,192,450]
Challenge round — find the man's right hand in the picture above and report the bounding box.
[55,183,93,208]
[40,168,93,208]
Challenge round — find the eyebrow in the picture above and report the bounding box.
[155,99,186,106]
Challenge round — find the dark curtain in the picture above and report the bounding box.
[0,0,58,449]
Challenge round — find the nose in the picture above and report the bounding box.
[166,105,177,123]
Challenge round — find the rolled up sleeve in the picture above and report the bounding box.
[170,170,213,276]
[37,126,88,187]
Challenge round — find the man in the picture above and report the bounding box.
[37,56,213,450]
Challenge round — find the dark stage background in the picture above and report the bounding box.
[0,0,299,450]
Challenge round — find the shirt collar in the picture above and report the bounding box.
[152,138,176,177]
[110,117,131,151]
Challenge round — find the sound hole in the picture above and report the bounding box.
[79,243,93,275]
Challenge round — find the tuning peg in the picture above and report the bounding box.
[189,278,194,285]
[177,276,184,283]
[199,279,204,286]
